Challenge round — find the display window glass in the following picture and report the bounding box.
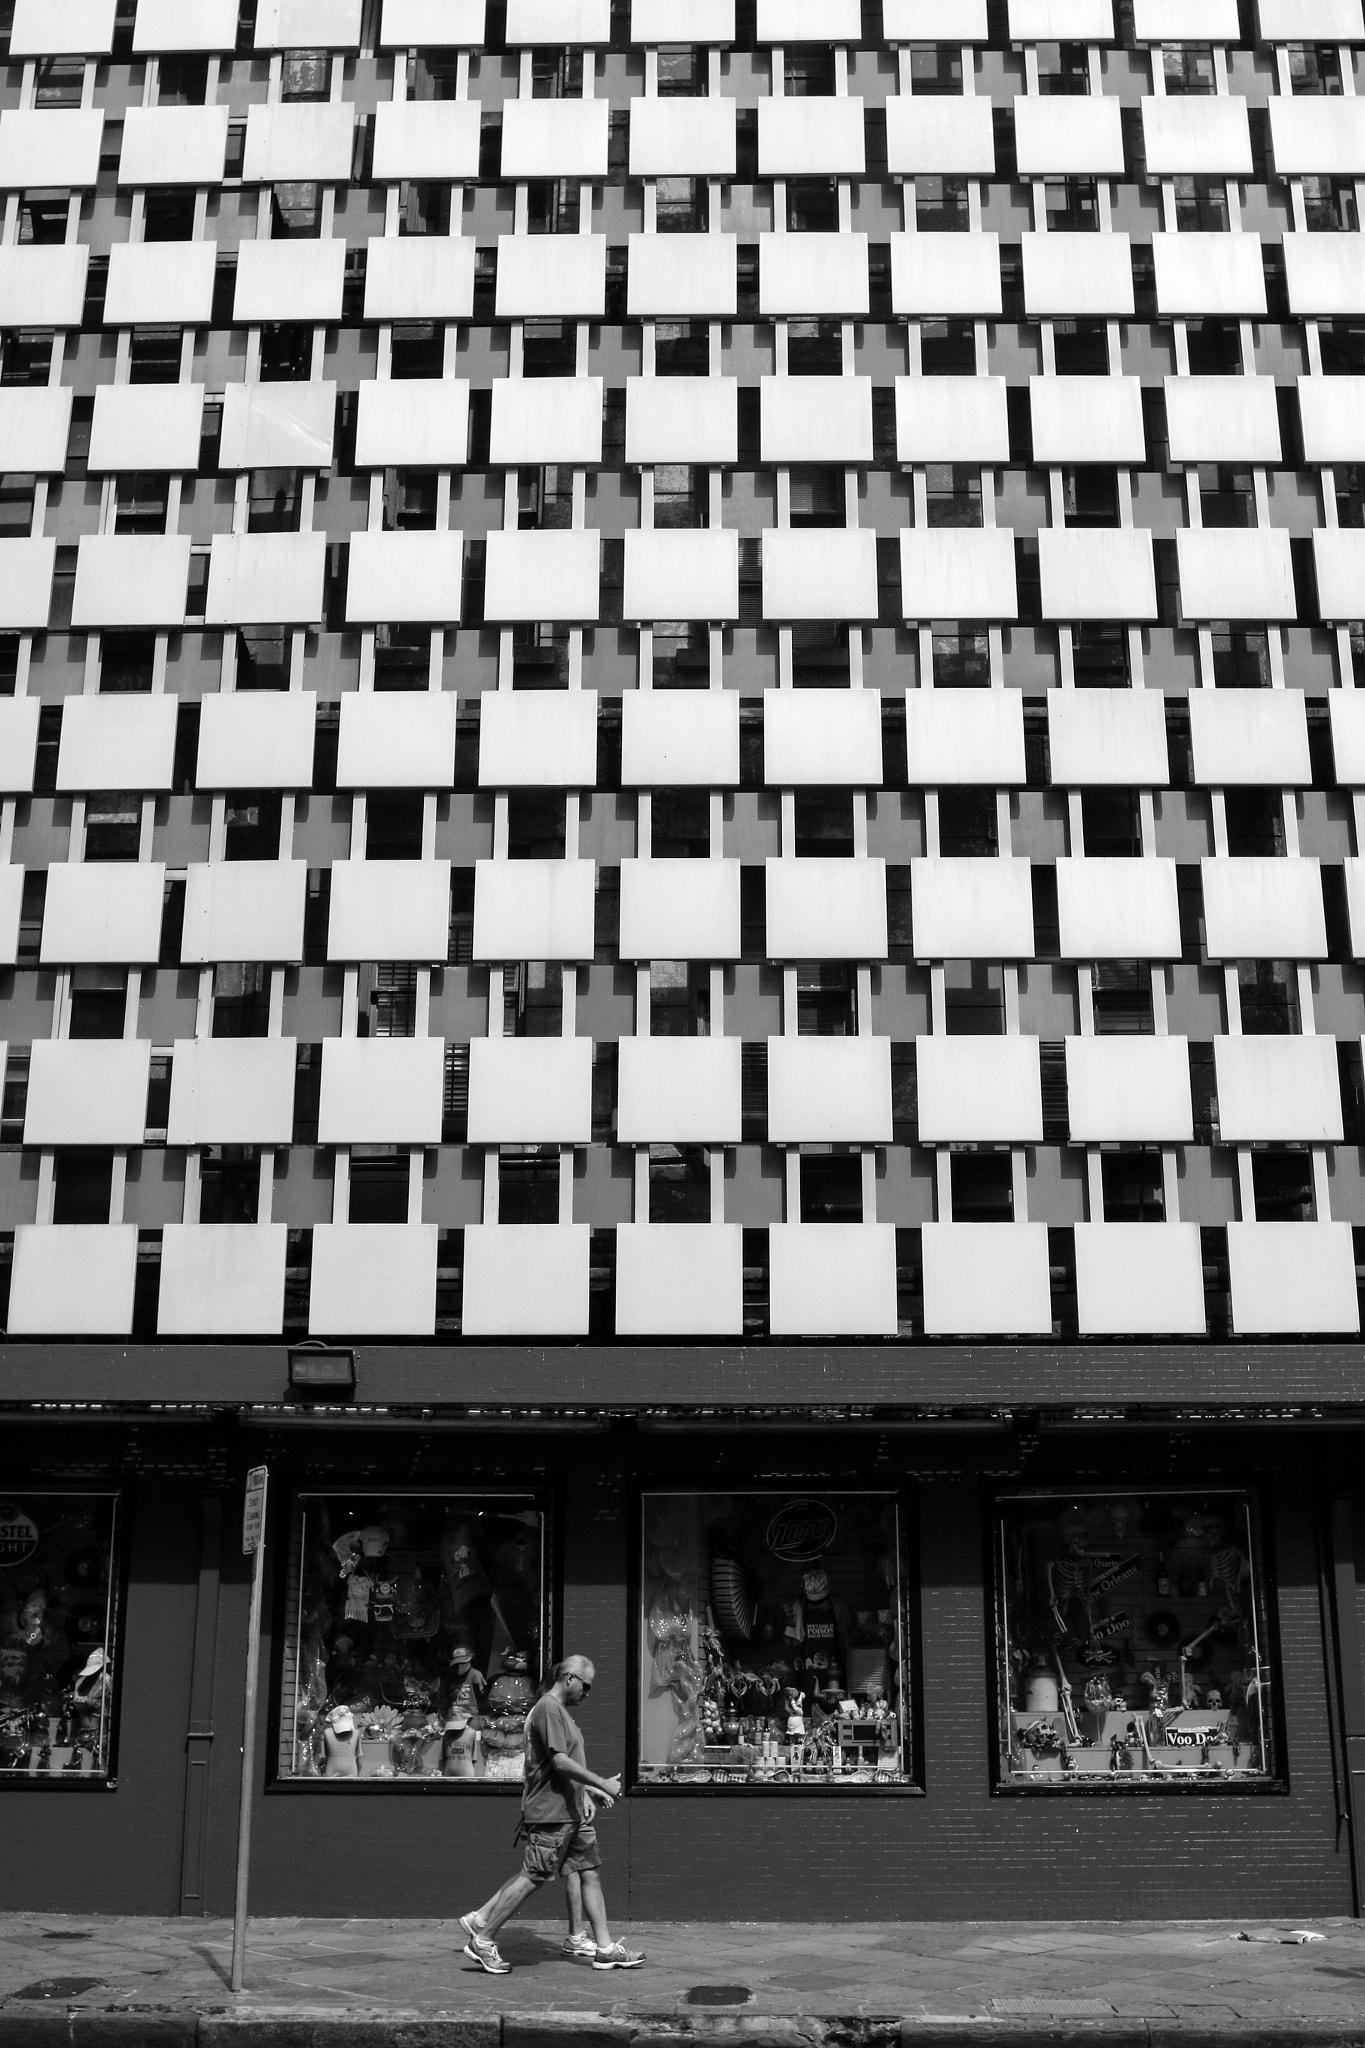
[638,1491,910,1788]
[0,1492,121,1784]
[278,1490,551,1786]
[994,1488,1280,1790]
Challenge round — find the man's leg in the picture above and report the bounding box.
[578,1868,612,1950]
[467,1868,538,1939]
[565,1870,587,1938]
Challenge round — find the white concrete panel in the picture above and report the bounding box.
[895,375,1008,463]
[1349,861,1365,951]
[884,0,989,32]
[1189,689,1311,787]
[1021,232,1134,316]
[918,1035,1044,1145]
[1015,97,1124,176]
[885,96,994,176]
[234,239,346,323]
[761,376,872,464]
[12,0,114,52]
[1074,1224,1207,1336]
[0,539,55,631]
[1008,0,1113,27]
[768,1224,899,1338]
[1201,856,1327,959]
[490,377,602,466]
[466,1036,593,1144]
[0,387,71,475]
[0,699,40,795]
[1259,0,1363,31]
[472,858,596,961]
[0,110,103,190]
[1271,97,1365,175]
[1284,233,1365,316]
[501,99,608,179]
[364,236,476,320]
[40,864,166,965]
[615,1225,744,1338]
[1039,531,1158,621]
[616,1037,742,1143]
[9,1227,137,1337]
[379,0,487,42]
[25,1040,151,1147]
[618,857,741,960]
[1048,688,1169,789]
[88,384,203,473]
[243,102,353,183]
[1152,232,1266,317]
[628,98,736,177]
[204,533,326,627]
[762,530,879,621]
[1299,377,1365,463]
[506,0,609,37]
[1140,97,1252,176]
[1176,529,1296,622]
[157,1225,288,1336]
[219,382,335,471]
[767,857,888,961]
[628,234,737,318]
[71,536,189,629]
[134,0,249,47]
[1227,1220,1358,1334]
[1330,692,1365,785]
[495,235,606,319]
[1066,1035,1193,1142]
[318,1036,445,1145]
[899,530,1019,622]
[327,859,452,962]
[625,377,738,465]
[310,1224,438,1339]
[904,690,1026,787]
[1029,377,1145,465]
[632,0,735,37]
[478,691,598,788]
[197,692,317,790]
[255,0,363,44]
[890,232,1002,316]
[57,695,177,793]
[759,233,869,317]
[757,0,861,35]
[105,243,216,326]
[354,379,469,468]
[921,1221,1052,1336]
[484,530,600,623]
[461,1225,591,1338]
[345,531,464,625]
[1056,856,1181,959]
[1215,1035,1342,1143]
[373,100,481,181]
[1133,0,1239,32]
[0,247,88,329]
[764,688,882,787]
[622,530,739,622]
[337,691,457,788]
[181,861,308,963]
[166,1038,297,1146]
[0,866,21,967]
[759,98,866,177]
[621,690,739,787]
[910,856,1033,960]
[1313,529,1365,622]
[119,105,228,186]
[1164,375,1280,464]
[767,1035,892,1144]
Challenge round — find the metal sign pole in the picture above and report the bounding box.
[231,1466,268,1995]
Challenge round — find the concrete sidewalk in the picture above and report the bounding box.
[1,1914,1364,2047]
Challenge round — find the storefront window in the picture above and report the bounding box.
[995,1489,1279,1789]
[278,1490,550,1785]
[0,1492,120,1783]
[639,1491,910,1787]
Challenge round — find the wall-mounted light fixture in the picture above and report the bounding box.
[286,1345,356,1399]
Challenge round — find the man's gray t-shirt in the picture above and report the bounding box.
[521,1692,585,1825]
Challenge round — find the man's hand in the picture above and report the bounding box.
[597,1773,622,1806]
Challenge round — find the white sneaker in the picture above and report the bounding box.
[592,1940,646,1970]
[562,1932,596,1961]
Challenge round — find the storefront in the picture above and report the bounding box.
[0,1342,1363,1923]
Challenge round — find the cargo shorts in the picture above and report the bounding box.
[518,1820,602,1886]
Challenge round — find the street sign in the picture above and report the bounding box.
[242,1466,267,1556]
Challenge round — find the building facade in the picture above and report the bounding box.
[1,0,1364,1922]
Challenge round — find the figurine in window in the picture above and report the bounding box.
[441,1711,480,1779]
[322,1703,361,1778]
[794,1570,850,1699]
[443,1640,486,1722]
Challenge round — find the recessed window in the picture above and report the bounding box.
[271,182,323,239]
[653,464,705,529]
[786,178,839,233]
[657,45,703,97]
[68,967,127,1041]
[499,1147,560,1224]
[1238,959,1300,1035]
[649,959,709,1037]
[1185,318,1241,376]
[1082,788,1141,857]
[212,962,271,1038]
[398,180,451,236]
[1037,41,1089,94]
[796,964,856,1037]
[925,464,981,529]
[348,1146,410,1224]
[18,194,69,245]
[504,961,564,1037]
[1173,177,1229,232]
[651,788,709,858]
[52,1148,114,1224]
[1210,627,1270,689]
[787,318,843,375]
[1303,175,1358,232]
[1288,42,1342,94]
[944,960,1004,1035]
[507,792,567,860]
[800,1150,863,1222]
[1198,467,1255,530]
[915,177,969,231]
[1164,44,1216,95]
[656,176,707,233]
[143,189,197,242]
[259,323,314,382]
[200,1146,261,1223]
[1071,623,1129,688]
[1044,177,1099,232]
[84,794,142,863]
[650,1142,710,1221]
[281,49,331,101]
[114,474,170,536]
[1062,467,1119,528]
[1052,319,1108,376]
[909,43,962,94]
[1092,962,1154,1035]
[365,792,424,860]
[950,1151,1012,1221]
[920,319,975,376]
[938,788,997,857]
[1223,788,1284,858]
[793,790,855,856]
[788,466,844,530]
[1251,1148,1314,1221]
[933,627,990,688]
[1101,1148,1164,1221]
[128,329,183,385]
[785,47,835,96]
[225,790,283,860]
[157,54,209,105]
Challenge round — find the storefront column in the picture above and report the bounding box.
[1330,1496,1365,1918]
[178,1491,223,1916]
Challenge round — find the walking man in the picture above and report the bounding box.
[459,1654,645,1975]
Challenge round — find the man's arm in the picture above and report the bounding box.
[552,1751,622,1803]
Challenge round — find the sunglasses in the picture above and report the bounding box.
[574,1676,593,1692]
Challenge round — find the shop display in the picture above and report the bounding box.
[0,1492,120,1782]
[994,1489,1279,1790]
[278,1491,549,1785]
[638,1491,909,1787]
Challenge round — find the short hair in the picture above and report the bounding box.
[553,1654,594,1685]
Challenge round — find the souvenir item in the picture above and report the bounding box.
[322,1704,360,1778]
[0,1494,118,1781]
